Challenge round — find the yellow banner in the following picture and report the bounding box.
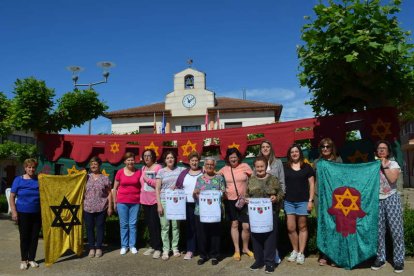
[39,171,87,266]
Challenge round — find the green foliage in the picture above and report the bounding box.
[0,194,7,213]
[404,202,414,256]
[56,89,108,131]
[0,77,109,135]
[9,78,55,133]
[298,0,414,120]
[0,92,12,136]
[0,141,38,162]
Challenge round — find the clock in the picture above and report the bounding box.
[182,94,196,108]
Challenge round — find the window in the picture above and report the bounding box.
[139,126,154,134]
[184,75,194,89]
[182,125,201,132]
[224,122,242,129]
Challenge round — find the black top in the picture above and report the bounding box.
[284,163,315,202]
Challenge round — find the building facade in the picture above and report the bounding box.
[105,67,282,134]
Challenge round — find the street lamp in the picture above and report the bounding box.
[66,61,115,134]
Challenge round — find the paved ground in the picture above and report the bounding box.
[1,188,413,276]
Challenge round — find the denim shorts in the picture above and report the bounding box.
[284,200,309,216]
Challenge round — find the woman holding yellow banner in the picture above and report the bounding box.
[9,158,41,270]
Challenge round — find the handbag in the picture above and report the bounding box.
[231,167,246,209]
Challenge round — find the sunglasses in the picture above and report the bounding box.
[320,145,331,149]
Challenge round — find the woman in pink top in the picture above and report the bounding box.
[219,148,254,261]
[113,152,141,255]
[140,149,162,259]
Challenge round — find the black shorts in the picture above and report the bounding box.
[224,199,249,223]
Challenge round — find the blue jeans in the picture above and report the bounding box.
[117,203,140,248]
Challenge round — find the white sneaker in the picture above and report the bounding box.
[131,247,138,254]
[287,250,298,262]
[162,251,169,260]
[120,247,128,255]
[296,253,305,265]
[152,250,161,259]
[173,249,181,257]
[20,262,28,270]
[28,261,39,268]
[143,248,155,256]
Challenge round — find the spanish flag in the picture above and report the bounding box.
[39,171,87,266]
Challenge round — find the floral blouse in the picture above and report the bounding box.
[84,173,111,213]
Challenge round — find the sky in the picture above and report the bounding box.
[1,0,413,135]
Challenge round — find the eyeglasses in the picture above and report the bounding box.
[205,163,215,167]
[143,155,152,158]
[320,145,331,149]
[377,147,388,150]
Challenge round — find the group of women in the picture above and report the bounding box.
[8,138,405,273]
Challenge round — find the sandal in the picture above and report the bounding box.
[319,258,327,266]
[233,252,241,261]
[243,250,254,258]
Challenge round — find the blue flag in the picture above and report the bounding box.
[316,160,380,269]
[162,112,166,134]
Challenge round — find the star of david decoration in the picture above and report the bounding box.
[101,169,110,177]
[67,165,80,175]
[347,150,369,163]
[328,187,366,237]
[333,188,360,216]
[228,142,240,150]
[109,142,120,154]
[181,140,197,157]
[371,118,392,140]
[50,197,81,235]
[145,141,159,157]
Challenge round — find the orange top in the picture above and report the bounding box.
[219,163,253,200]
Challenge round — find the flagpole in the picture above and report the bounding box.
[162,112,166,134]
[153,112,156,134]
[205,111,209,131]
[216,110,220,130]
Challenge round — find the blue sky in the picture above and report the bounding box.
[1,0,413,134]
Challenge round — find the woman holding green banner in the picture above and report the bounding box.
[313,138,342,266]
[371,140,404,274]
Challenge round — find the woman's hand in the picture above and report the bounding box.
[245,197,250,204]
[170,185,176,190]
[270,195,277,204]
[193,189,200,199]
[307,201,313,212]
[11,210,18,222]
[157,204,164,216]
[381,158,390,168]
[107,207,113,217]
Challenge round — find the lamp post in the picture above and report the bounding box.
[66,61,115,135]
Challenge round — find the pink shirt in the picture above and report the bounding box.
[115,168,141,204]
[219,163,253,200]
[140,164,162,205]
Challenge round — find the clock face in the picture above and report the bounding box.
[182,94,196,108]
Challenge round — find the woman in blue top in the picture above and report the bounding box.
[10,158,41,270]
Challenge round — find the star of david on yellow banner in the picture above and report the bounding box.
[181,140,197,157]
[228,142,240,150]
[347,150,368,163]
[109,142,120,154]
[371,118,392,140]
[333,188,360,216]
[67,165,80,175]
[145,141,159,157]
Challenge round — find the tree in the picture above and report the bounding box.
[298,0,414,120]
[0,92,11,137]
[4,77,108,134]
